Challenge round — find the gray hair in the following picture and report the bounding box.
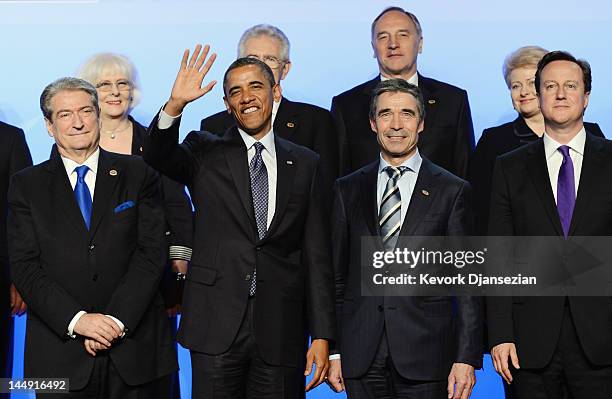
[371,6,422,39]
[40,77,99,121]
[502,45,549,88]
[77,52,141,109]
[369,79,425,121]
[238,24,290,62]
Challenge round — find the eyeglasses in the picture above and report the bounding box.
[95,80,131,92]
[246,55,286,70]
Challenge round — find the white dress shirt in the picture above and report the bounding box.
[271,98,281,126]
[381,71,419,86]
[158,109,278,228]
[543,127,585,203]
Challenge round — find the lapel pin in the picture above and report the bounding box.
[421,189,430,196]
[109,169,118,176]
[139,146,143,152]
[286,160,293,165]
[428,99,436,104]
[287,122,295,128]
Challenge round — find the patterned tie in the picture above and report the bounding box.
[379,166,408,250]
[249,142,268,296]
[557,145,575,238]
[74,165,92,230]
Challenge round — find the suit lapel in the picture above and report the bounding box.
[89,149,120,238]
[526,140,564,236]
[569,134,604,235]
[272,97,298,141]
[266,137,297,237]
[400,158,439,236]
[360,162,380,237]
[223,128,257,232]
[418,75,441,127]
[46,157,88,235]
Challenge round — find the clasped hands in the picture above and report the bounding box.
[73,313,123,356]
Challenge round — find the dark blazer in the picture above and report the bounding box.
[200,96,338,206]
[487,132,612,368]
[0,121,32,379]
[468,116,604,234]
[331,75,475,178]
[332,157,482,380]
[144,116,335,368]
[8,149,177,389]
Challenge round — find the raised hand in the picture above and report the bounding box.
[165,44,217,117]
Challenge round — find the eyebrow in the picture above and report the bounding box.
[55,105,94,113]
[377,28,410,36]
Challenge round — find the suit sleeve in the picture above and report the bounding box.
[467,130,494,235]
[330,96,350,177]
[330,180,349,354]
[312,110,339,208]
[104,165,166,333]
[8,173,82,338]
[452,90,475,179]
[9,127,33,176]
[160,175,193,260]
[303,157,336,341]
[447,181,483,368]
[486,158,516,348]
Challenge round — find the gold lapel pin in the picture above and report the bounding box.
[421,189,430,196]
[109,169,118,176]
[287,122,295,128]
[428,99,436,104]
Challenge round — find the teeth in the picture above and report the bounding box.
[243,107,258,114]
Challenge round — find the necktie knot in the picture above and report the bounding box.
[558,145,571,159]
[75,165,89,182]
[253,142,265,156]
[384,165,408,180]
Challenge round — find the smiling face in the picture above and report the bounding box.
[94,69,132,120]
[370,91,424,165]
[223,64,281,139]
[372,10,423,79]
[509,66,540,118]
[538,60,589,133]
[45,89,100,157]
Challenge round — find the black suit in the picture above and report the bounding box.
[200,96,338,206]
[8,149,177,392]
[332,157,482,396]
[0,121,32,389]
[468,116,603,234]
[331,75,475,178]
[144,115,335,396]
[487,132,612,398]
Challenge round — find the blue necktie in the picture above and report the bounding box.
[557,145,575,238]
[249,142,268,296]
[74,165,92,229]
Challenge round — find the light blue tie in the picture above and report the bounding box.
[74,165,92,229]
[249,142,268,296]
[379,166,408,250]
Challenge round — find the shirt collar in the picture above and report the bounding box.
[381,72,419,86]
[272,97,281,117]
[378,149,422,176]
[237,127,276,158]
[543,127,586,160]
[61,147,100,177]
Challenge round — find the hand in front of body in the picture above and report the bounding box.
[491,342,520,384]
[305,339,330,391]
[447,362,476,399]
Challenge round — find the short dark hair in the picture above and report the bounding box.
[535,50,592,95]
[371,6,422,38]
[369,79,425,121]
[40,77,99,121]
[223,57,276,95]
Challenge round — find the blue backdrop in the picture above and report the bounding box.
[2,0,611,397]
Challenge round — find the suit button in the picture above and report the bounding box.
[256,247,261,251]
[92,274,98,282]
[377,305,384,312]
[88,244,95,250]
[245,274,251,281]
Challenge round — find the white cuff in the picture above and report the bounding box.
[106,315,126,337]
[329,354,341,360]
[158,108,182,129]
[169,245,192,261]
[67,310,86,338]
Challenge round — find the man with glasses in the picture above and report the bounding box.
[200,24,338,203]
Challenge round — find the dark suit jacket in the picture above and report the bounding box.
[0,121,32,379]
[200,96,338,207]
[487,132,612,368]
[144,116,335,368]
[332,157,482,380]
[468,116,603,234]
[8,149,177,389]
[331,75,475,178]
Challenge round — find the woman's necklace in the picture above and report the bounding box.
[103,120,131,139]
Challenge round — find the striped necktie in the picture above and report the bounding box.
[379,166,408,250]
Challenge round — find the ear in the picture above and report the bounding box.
[280,61,291,81]
[418,36,423,54]
[369,117,377,134]
[273,84,282,103]
[223,96,231,114]
[44,118,55,138]
[584,91,590,110]
[417,117,425,134]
